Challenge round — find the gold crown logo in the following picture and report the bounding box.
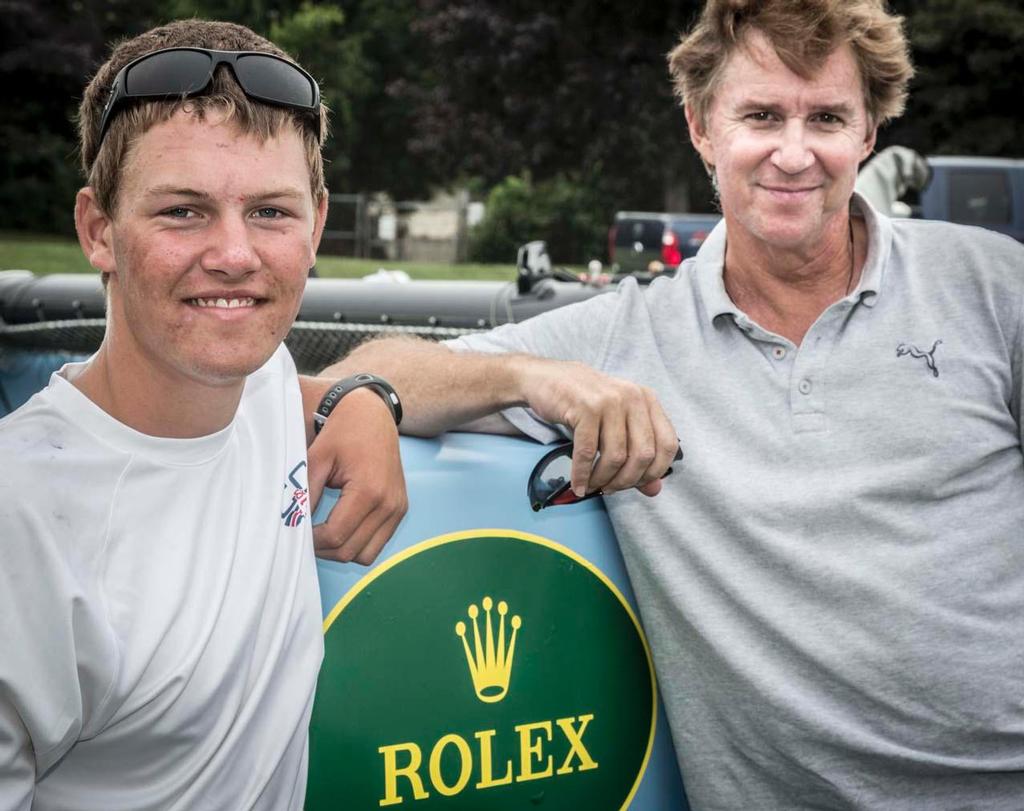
[455,596,522,703]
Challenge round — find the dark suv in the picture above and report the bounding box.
[858,150,1024,243]
[916,156,1024,243]
[609,211,721,274]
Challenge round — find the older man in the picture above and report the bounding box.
[0,20,405,810]
[327,0,1024,808]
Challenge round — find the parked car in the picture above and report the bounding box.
[857,150,1024,243]
[613,155,1023,281]
[608,211,721,275]
[913,156,1024,243]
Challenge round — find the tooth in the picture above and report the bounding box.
[216,298,228,308]
[228,299,239,309]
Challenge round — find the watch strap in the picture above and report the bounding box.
[312,373,402,434]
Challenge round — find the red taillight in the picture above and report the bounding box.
[661,230,682,266]
[608,225,617,263]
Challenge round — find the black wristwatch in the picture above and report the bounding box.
[312,374,402,435]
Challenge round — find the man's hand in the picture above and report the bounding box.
[311,338,680,505]
[305,387,408,565]
[519,358,679,499]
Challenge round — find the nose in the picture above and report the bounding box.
[771,120,815,175]
[199,215,261,277]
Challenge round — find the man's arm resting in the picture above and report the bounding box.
[318,336,680,500]
[317,336,528,438]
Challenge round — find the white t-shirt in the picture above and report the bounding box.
[0,345,323,811]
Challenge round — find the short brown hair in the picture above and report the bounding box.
[78,19,328,215]
[668,0,914,129]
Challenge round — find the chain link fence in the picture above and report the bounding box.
[0,318,482,375]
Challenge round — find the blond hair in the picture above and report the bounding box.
[668,0,914,129]
[78,19,328,215]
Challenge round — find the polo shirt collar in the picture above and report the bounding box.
[852,191,891,308]
[695,190,893,324]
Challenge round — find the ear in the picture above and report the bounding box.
[309,192,329,266]
[75,187,116,277]
[685,103,715,170]
[861,122,878,162]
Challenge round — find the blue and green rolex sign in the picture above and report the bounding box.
[308,530,655,809]
[309,433,689,810]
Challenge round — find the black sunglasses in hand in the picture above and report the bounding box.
[528,441,684,512]
[97,47,321,148]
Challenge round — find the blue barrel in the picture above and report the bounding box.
[310,433,688,809]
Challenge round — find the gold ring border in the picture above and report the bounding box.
[321,527,657,811]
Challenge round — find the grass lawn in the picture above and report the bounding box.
[0,232,517,282]
[0,232,95,276]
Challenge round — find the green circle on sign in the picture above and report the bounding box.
[307,530,655,810]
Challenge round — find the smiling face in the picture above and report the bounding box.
[82,109,325,390]
[687,31,877,255]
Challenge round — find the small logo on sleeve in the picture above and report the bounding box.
[896,339,943,378]
[281,460,310,527]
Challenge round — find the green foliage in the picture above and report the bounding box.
[469,173,608,265]
[0,127,82,238]
[403,1,710,214]
[163,0,303,34]
[270,3,372,187]
[882,0,1024,155]
[156,0,434,198]
[2,0,1022,243]
[335,0,440,198]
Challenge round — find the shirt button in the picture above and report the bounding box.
[772,346,787,360]
[798,379,812,395]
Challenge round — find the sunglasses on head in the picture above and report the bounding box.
[528,441,684,512]
[97,47,322,148]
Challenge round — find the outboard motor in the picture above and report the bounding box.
[516,240,553,294]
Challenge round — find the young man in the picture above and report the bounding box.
[326,1,1024,808]
[0,20,404,810]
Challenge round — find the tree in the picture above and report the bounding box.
[402,0,712,215]
[4,0,1021,243]
[469,172,607,264]
[270,0,438,199]
[0,0,170,234]
[0,0,435,235]
[398,0,714,261]
[883,0,1024,157]
[269,3,371,193]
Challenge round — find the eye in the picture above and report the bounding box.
[813,112,844,127]
[744,110,780,127]
[253,206,287,219]
[161,206,195,219]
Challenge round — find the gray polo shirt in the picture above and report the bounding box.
[448,195,1024,810]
